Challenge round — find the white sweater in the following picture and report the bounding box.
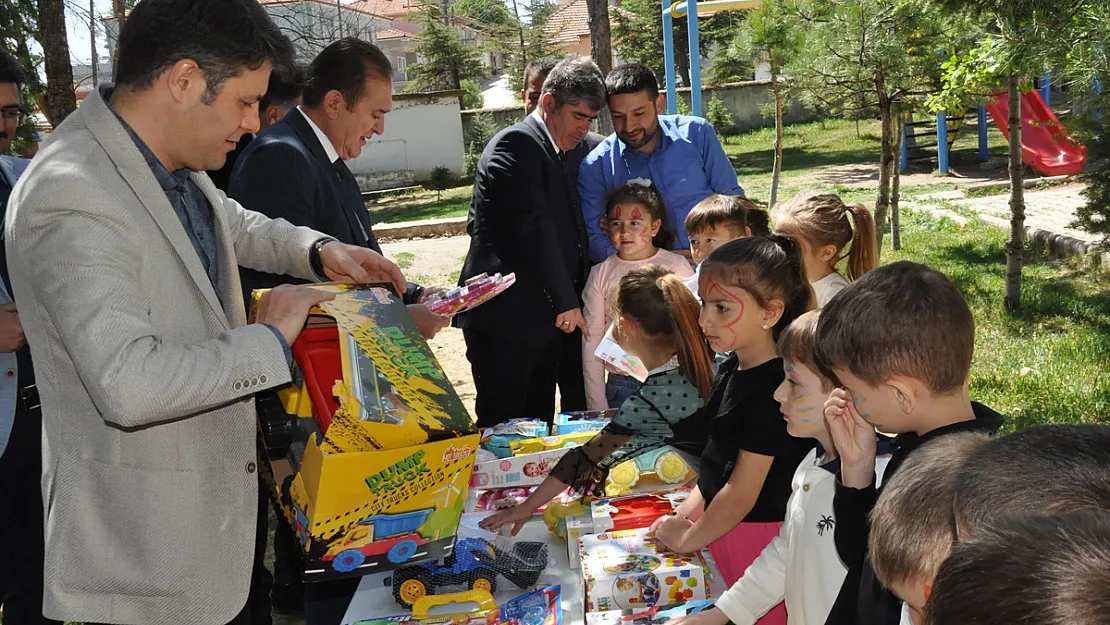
[715,447,892,625]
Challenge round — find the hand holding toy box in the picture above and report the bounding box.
[579,527,710,614]
[590,488,691,534]
[424,272,516,316]
[593,326,649,382]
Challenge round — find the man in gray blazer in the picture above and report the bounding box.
[5,1,404,624]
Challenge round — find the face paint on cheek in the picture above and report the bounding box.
[704,279,746,339]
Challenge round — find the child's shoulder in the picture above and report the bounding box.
[652,249,697,276]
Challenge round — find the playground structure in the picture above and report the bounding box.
[661,3,1088,177]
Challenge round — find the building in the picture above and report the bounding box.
[542,0,623,65]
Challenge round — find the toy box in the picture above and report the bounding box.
[578,527,710,613]
[481,419,550,458]
[510,432,599,455]
[553,411,614,435]
[255,284,479,581]
[590,489,690,534]
[355,590,500,625]
[424,272,516,317]
[499,585,561,625]
[604,447,695,497]
[470,448,571,490]
[564,515,593,570]
[585,601,714,625]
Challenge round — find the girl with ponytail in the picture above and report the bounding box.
[650,236,815,625]
[774,191,878,307]
[480,266,714,534]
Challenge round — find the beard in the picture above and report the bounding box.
[619,118,660,149]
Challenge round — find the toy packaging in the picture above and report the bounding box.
[253,284,479,581]
[579,527,710,614]
[509,431,599,455]
[424,272,516,317]
[603,446,695,497]
[585,601,714,625]
[564,516,594,570]
[355,590,501,625]
[593,326,649,382]
[553,411,614,435]
[499,585,562,625]
[470,448,572,490]
[590,489,690,534]
[481,419,550,458]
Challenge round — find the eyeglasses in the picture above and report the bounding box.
[0,106,28,123]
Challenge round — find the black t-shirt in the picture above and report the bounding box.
[698,355,816,523]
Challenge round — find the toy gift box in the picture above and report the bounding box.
[254,284,479,582]
[590,488,691,534]
[578,527,710,614]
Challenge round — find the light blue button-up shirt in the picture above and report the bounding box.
[578,114,744,262]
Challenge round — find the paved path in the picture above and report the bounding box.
[951,184,1096,246]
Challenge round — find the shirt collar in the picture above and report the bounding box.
[298,106,341,164]
[102,86,190,195]
[530,109,561,155]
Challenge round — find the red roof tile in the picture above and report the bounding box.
[375,27,414,39]
[543,0,625,44]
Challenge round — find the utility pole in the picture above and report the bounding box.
[509,0,525,64]
[90,0,98,86]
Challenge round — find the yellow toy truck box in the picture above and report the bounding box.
[254,284,479,582]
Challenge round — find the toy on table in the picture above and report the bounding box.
[585,601,714,625]
[593,326,650,382]
[553,411,614,435]
[499,586,562,625]
[509,431,598,455]
[424,272,517,316]
[579,527,710,614]
[356,590,500,625]
[604,446,694,496]
[391,537,549,608]
[470,448,571,490]
[591,489,690,534]
[475,488,535,512]
[481,419,550,459]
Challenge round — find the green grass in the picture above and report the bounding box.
[368,185,471,224]
[885,207,1110,432]
[394,251,416,269]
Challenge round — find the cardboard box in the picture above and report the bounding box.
[256,284,479,581]
[565,515,593,570]
[510,432,599,455]
[578,528,710,614]
[590,489,690,534]
[470,448,572,489]
[554,411,614,435]
[585,601,714,625]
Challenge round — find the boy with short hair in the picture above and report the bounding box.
[815,261,1005,625]
[868,433,991,625]
[925,510,1110,625]
[952,424,1110,538]
[683,194,757,298]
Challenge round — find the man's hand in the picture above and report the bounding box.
[407,304,451,340]
[0,303,25,353]
[555,308,589,341]
[319,242,406,294]
[254,284,336,345]
[824,388,877,489]
[416,285,450,305]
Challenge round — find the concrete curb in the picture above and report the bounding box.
[976,213,1110,269]
[375,216,468,241]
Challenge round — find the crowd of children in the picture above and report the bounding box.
[481,181,1110,625]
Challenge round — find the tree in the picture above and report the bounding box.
[406,3,487,97]
[37,0,76,126]
[266,0,387,59]
[426,165,454,200]
[454,0,515,25]
[613,0,691,90]
[461,78,484,109]
[788,0,945,252]
[586,0,612,133]
[504,0,561,97]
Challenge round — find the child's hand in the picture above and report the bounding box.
[668,607,730,625]
[824,388,877,489]
[477,504,534,536]
[652,513,695,553]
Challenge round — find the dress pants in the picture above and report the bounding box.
[463,328,563,429]
[556,330,587,413]
[0,402,61,625]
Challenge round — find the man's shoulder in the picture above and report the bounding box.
[236,123,314,169]
[583,133,620,166]
[661,114,715,137]
[483,120,547,161]
[0,154,30,176]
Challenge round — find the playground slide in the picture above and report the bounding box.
[984,90,1088,176]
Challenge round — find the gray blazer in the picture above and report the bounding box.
[6,88,324,624]
[0,154,29,457]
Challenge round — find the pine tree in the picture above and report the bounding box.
[406,2,487,94]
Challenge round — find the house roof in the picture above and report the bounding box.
[259,0,389,19]
[375,28,414,39]
[347,0,420,19]
[543,0,624,44]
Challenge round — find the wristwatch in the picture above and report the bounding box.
[309,237,337,280]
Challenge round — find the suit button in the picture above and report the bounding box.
[259,374,268,385]
[233,381,243,391]
[250,377,259,387]
[246,462,257,474]
[802,484,810,492]
[4,369,13,378]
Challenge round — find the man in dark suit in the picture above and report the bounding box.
[458,57,605,429]
[0,47,61,625]
[230,38,448,339]
[208,64,304,193]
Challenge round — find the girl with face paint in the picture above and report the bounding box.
[580,181,693,411]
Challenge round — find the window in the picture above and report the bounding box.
[396,56,408,82]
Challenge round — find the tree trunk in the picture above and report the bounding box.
[675,21,691,89]
[1004,71,1025,312]
[769,75,784,209]
[891,107,903,251]
[873,83,893,253]
[37,0,77,125]
[586,0,613,134]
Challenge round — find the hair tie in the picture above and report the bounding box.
[629,177,653,188]
[655,276,666,290]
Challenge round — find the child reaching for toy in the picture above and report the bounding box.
[650,236,815,617]
[582,182,694,410]
[773,191,877,307]
[479,266,715,535]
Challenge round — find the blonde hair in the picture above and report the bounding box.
[775,191,878,280]
[776,310,833,392]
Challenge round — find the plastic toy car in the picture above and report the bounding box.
[391,537,549,607]
[606,446,692,496]
[322,509,434,573]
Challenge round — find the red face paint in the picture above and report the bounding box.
[615,206,623,219]
[704,279,746,340]
[631,207,643,220]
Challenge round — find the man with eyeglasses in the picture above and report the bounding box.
[0,48,58,625]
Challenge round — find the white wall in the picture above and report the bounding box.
[348,93,465,190]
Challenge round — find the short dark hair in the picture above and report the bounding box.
[815,261,974,392]
[260,62,305,113]
[701,235,814,341]
[953,424,1110,535]
[303,38,392,109]
[925,510,1110,625]
[115,0,294,102]
[605,63,660,99]
[604,182,676,250]
[777,310,826,387]
[542,57,605,112]
[746,207,771,236]
[524,56,558,85]
[0,48,25,87]
[870,432,992,590]
[684,194,753,236]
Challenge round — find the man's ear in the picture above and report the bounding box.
[886,376,919,415]
[541,92,557,115]
[654,93,665,114]
[165,59,205,105]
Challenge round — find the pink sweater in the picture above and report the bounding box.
[581,249,695,410]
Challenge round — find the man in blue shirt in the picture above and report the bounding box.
[579,63,744,262]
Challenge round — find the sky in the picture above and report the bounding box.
[63,0,113,67]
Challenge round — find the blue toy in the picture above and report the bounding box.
[390,537,549,607]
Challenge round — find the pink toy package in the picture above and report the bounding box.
[425,273,517,316]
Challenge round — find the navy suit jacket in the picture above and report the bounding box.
[228,109,417,308]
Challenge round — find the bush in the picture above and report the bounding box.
[465,141,482,179]
[426,165,454,200]
[706,93,734,130]
[676,95,692,116]
[1073,92,1110,246]
[461,79,484,110]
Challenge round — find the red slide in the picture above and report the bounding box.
[984,90,1088,176]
